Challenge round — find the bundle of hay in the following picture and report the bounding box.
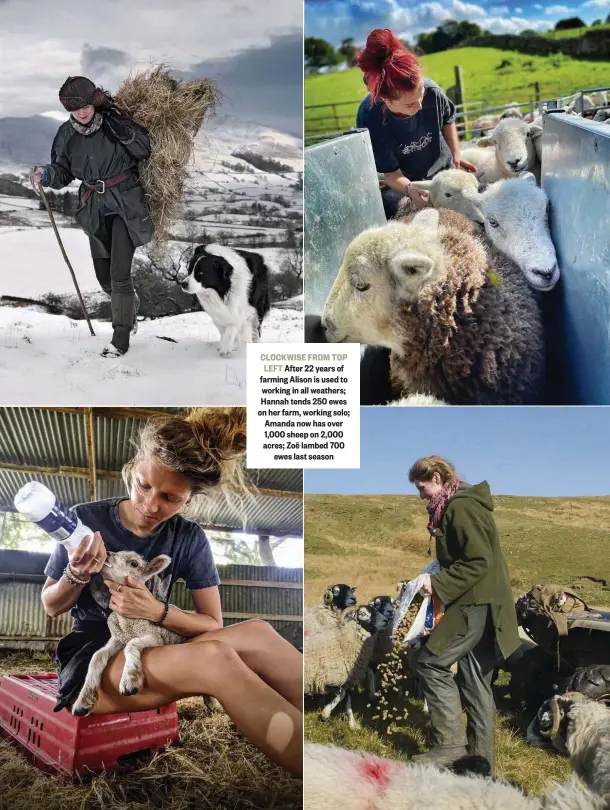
[114,64,219,246]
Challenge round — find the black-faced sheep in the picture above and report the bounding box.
[305,604,389,728]
[322,208,545,405]
[304,694,610,809]
[406,170,559,292]
[461,119,543,185]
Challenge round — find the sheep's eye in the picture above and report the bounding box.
[405,266,419,275]
[488,219,500,229]
[355,281,370,292]
[444,192,452,198]
[129,561,139,568]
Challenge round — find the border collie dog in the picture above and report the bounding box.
[181,244,271,356]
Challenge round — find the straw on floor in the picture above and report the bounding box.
[114,64,219,247]
[0,650,301,810]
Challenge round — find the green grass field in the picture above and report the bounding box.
[305,46,610,137]
[304,492,610,795]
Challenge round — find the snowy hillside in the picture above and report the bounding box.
[0,305,301,406]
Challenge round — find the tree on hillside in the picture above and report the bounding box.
[338,37,358,67]
[591,18,602,25]
[520,28,540,36]
[554,16,586,30]
[606,12,610,24]
[304,37,338,70]
[417,19,481,54]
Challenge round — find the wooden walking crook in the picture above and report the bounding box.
[38,183,96,336]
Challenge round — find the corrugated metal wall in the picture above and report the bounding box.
[0,564,302,650]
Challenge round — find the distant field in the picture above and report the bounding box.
[304,492,610,795]
[305,46,610,136]
[542,23,610,39]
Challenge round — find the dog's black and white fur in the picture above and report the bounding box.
[181,244,271,356]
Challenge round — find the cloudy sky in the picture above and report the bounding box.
[306,0,609,44]
[0,0,303,135]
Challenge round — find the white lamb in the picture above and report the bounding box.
[72,550,184,716]
[461,118,543,185]
[304,693,610,810]
[402,170,559,292]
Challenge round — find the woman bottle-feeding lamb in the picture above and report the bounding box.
[30,76,153,358]
[407,455,520,775]
[356,29,477,218]
[40,408,303,776]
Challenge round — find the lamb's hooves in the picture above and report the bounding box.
[72,704,91,717]
[218,347,235,358]
[119,684,140,696]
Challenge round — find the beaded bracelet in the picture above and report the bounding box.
[153,601,170,627]
[63,564,91,587]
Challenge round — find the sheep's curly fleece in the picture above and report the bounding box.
[390,209,545,405]
[303,743,606,810]
[304,606,376,694]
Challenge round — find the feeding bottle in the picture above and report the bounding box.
[14,481,93,555]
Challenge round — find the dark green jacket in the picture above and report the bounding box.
[427,481,521,661]
[43,117,153,258]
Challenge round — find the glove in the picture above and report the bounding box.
[103,112,135,145]
[418,573,433,596]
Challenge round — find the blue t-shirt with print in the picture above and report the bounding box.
[356,78,456,180]
[44,497,220,630]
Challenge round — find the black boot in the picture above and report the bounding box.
[102,292,135,358]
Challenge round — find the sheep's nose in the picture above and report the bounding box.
[533,266,557,282]
[508,158,522,170]
[180,280,188,291]
[322,317,336,342]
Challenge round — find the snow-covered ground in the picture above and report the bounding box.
[0,305,301,405]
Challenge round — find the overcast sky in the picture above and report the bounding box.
[0,0,304,136]
[306,0,609,44]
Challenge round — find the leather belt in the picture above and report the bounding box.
[81,170,133,204]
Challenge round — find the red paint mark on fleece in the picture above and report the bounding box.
[359,758,391,788]
[304,630,310,637]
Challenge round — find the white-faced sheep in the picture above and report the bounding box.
[388,393,449,406]
[304,694,610,810]
[407,170,559,292]
[322,208,545,405]
[461,118,543,185]
[72,550,184,716]
[305,604,389,727]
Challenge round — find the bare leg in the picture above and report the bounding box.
[186,619,303,710]
[91,639,302,776]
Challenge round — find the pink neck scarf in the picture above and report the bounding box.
[426,480,461,537]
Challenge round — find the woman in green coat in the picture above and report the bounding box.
[408,455,521,774]
[30,76,153,358]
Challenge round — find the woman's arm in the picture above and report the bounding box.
[431,501,492,604]
[103,114,151,161]
[41,531,107,617]
[383,169,430,208]
[42,128,76,189]
[442,122,477,172]
[106,579,222,637]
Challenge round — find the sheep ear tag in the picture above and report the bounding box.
[518,171,537,184]
[411,208,439,231]
[474,169,485,180]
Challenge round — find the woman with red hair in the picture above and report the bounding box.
[356,29,477,218]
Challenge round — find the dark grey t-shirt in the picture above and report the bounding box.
[44,497,220,630]
[356,77,456,180]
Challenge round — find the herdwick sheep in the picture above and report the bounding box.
[500,105,524,119]
[72,550,184,716]
[402,170,559,292]
[303,742,607,810]
[323,208,545,405]
[305,604,389,728]
[461,118,543,185]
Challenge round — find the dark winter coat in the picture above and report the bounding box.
[428,481,521,662]
[42,114,153,258]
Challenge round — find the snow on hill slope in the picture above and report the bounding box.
[0,304,301,406]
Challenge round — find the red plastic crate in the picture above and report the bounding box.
[0,673,179,776]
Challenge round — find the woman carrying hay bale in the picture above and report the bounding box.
[30,76,153,358]
[39,408,303,776]
[407,455,520,775]
[356,29,478,219]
